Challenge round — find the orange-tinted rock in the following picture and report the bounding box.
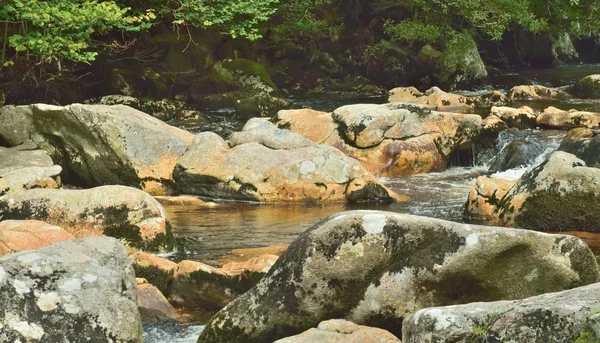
[0,186,174,252]
[559,127,600,148]
[137,280,179,322]
[482,115,508,132]
[464,177,516,225]
[221,254,279,275]
[537,107,600,130]
[508,85,572,100]
[388,86,423,103]
[0,220,74,255]
[379,136,445,176]
[275,319,401,343]
[130,251,177,295]
[390,86,475,112]
[275,109,339,144]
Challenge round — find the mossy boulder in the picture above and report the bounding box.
[560,132,600,168]
[0,104,194,195]
[403,283,600,343]
[198,211,598,343]
[233,94,292,119]
[0,186,175,252]
[493,151,600,231]
[572,75,600,99]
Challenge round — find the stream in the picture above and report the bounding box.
[143,63,600,342]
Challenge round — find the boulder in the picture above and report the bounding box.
[388,86,477,112]
[403,283,600,343]
[488,140,545,173]
[220,244,289,265]
[559,127,600,148]
[173,122,396,203]
[233,94,292,119]
[0,236,141,342]
[170,255,278,309]
[537,106,600,129]
[131,251,277,310]
[0,220,74,255]
[274,319,400,343]
[0,104,194,195]
[494,151,600,230]
[489,106,537,129]
[560,131,600,168]
[0,186,175,252]
[464,177,516,225]
[136,278,178,323]
[154,195,217,207]
[275,103,482,177]
[0,142,62,195]
[130,252,177,295]
[198,211,598,343]
[572,74,600,99]
[508,85,572,100]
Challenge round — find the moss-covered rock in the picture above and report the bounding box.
[572,75,600,99]
[234,94,292,119]
[0,186,175,252]
[403,283,600,343]
[198,211,598,343]
[435,33,488,89]
[0,104,194,195]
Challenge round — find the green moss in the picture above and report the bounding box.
[515,190,600,231]
[133,264,174,295]
[221,59,277,89]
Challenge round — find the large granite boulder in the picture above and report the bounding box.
[572,74,600,99]
[275,103,482,177]
[490,151,600,230]
[274,319,400,343]
[537,106,600,129]
[0,142,61,195]
[0,236,142,342]
[0,186,175,252]
[174,121,396,203]
[198,211,598,343]
[0,220,74,255]
[403,283,600,343]
[0,104,194,195]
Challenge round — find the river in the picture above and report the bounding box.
[143,63,600,342]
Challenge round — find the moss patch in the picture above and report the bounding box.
[515,190,600,231]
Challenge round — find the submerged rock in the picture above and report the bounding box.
[0,142,61,195]
[198,211,597,343]
[0,220,74,255]
[274,319,401,343]
[0,236,141,342]
[0,104,194,195]
[403,282,600,343]
[174,121,396,203]
[537,106,600,129]
[488,140,545,173]
[275,103,481,177]
[0,186,175,252]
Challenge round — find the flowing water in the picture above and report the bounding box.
[144,64,600,342]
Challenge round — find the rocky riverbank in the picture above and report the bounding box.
[3,72,600,342]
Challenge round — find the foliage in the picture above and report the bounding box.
[0,0,155,66]
[172,0,279,41]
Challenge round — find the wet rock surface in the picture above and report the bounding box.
[0,186,174,252]
[537,106,600,129]
[403,282,600,343]
[0,236,142,342]
[198,211,598,343]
